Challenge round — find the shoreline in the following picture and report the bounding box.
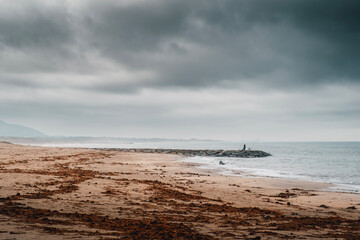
[21,142,360,194]
[179,155,360,196]
[1,143,359,239]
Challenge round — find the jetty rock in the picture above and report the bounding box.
[96,148,272,158]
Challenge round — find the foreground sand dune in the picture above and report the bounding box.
[0,142,359,239]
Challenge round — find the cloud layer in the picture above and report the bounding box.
[1,0,359,140]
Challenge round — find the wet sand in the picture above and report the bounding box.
[0,142,359,239]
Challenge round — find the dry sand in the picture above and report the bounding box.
[0,142,359,239]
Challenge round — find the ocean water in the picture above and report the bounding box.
[181,142,360,193]
[26,139,360,193]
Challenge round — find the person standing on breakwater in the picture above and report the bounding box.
[242,144,246,151]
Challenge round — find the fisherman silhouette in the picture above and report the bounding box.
[243,144,246,151]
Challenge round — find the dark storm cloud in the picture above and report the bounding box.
[82,1,188,54]
[1,0,359,92]
[78,0,360,91]
[0,1,72,50]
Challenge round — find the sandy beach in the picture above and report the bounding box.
[0,142,359,239]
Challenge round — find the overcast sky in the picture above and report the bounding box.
[1,0,359,141]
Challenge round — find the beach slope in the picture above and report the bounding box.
[0,143,359,239]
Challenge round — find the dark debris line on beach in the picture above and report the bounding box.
[95,148,272,158]
[0,153,214,240]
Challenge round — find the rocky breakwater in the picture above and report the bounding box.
[97,148,271,158]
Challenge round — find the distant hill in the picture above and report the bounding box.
[0,120,46,137]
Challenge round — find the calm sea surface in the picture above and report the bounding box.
[32,140,360,193]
